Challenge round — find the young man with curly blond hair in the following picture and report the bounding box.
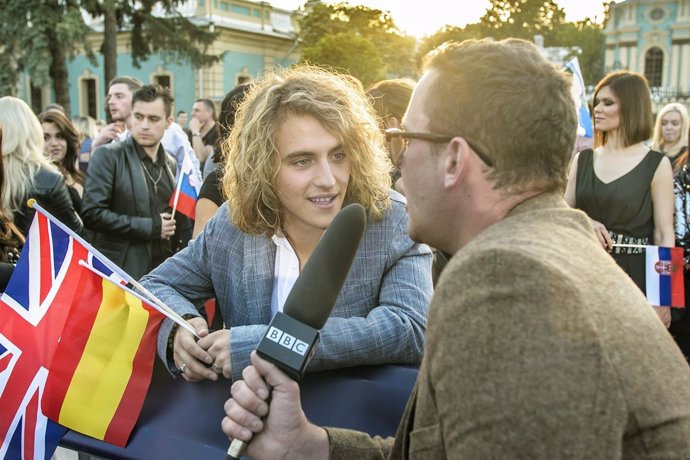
[141,66,433,382]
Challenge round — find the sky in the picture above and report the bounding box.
[268,0,615,38]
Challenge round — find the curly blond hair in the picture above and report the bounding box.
[222,65,392,236]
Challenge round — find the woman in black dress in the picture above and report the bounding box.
[564,71,675,327]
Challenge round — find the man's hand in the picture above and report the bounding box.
[221,352,329,459]
[173,317,217,382]
[189,117,202,136]
[91,123,122,151]
[161,213,176,240]
[197,330,232,379]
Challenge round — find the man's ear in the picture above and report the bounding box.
[166,116,173,129]
[386,116,401,129]
[443,138,466,189]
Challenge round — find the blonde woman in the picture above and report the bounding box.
[565,71,674,327]
[0,97,83,236]
[652,103,689,171]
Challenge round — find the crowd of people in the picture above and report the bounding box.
[1,35,690,457]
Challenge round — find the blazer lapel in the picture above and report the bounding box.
[241,234,275,325]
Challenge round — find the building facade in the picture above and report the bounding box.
[605,0,690,105]
[17,0,301,119]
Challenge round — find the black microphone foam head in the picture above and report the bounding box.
[282,203,367,329]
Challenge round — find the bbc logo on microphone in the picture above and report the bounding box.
[266,326,309,356]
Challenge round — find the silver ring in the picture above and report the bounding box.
[212,363,221,373]
[179,362,187,373]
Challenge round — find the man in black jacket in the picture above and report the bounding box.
[82,85,191,280]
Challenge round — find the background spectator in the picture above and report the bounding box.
[0,96,82,236]
[565,71,675,327]
[194,84,250,237]
[72,115,98,171]
[0,128,25,291]
[40,111,85,212]
[652,102,689,171]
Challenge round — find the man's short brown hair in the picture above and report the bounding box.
[421,38,577,194]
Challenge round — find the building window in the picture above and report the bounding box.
[198,0,205,6]
[645,47,663,88]
[81,78,98,119]
[231,4,251,15]
[649,7,665,21]
[220,1,228,11]
[681,1,690,18]
[154,75,171,89]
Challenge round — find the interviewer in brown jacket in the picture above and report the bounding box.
[221,38,690,459]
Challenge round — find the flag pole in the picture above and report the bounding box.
[611,243,648,248]
[29,199,199,338]
[78,260,197,336]
[171,168,183,218]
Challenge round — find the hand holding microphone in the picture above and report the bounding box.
[223,351,330,459]
[224,203,367,459]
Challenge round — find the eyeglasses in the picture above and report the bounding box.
[384,128,493,167]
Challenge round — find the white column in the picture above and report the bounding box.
[681,44,690,94]
[672,44,681,90]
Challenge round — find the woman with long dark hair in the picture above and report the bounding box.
[39,110,85,212]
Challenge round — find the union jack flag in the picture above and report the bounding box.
[0,211,78,459]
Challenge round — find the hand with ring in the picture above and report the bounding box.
[197,329,232,379]
[172,317,218,382]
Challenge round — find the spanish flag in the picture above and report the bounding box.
[42,262,164,446]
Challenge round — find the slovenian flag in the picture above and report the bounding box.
[169,152,201,220]
[645,245,685,307]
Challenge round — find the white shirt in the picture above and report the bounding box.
[270,234,300,315]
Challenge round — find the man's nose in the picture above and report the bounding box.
[314,161,336,187]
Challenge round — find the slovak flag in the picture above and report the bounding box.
[645,245,685,308]
[169,152,201,220]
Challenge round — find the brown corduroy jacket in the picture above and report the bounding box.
[326,192,690,459]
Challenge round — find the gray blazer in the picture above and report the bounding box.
[143,191,433,380]
[327,193,690,459]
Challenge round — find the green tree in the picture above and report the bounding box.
[0,0,95,114]
[80,0,221,88]
[551,18,606,84]
[418,0,606,84]
[302,33,385,87]
[297,2,417,85]
[480,0,567,41]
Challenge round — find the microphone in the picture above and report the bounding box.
[226,203,367,460]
